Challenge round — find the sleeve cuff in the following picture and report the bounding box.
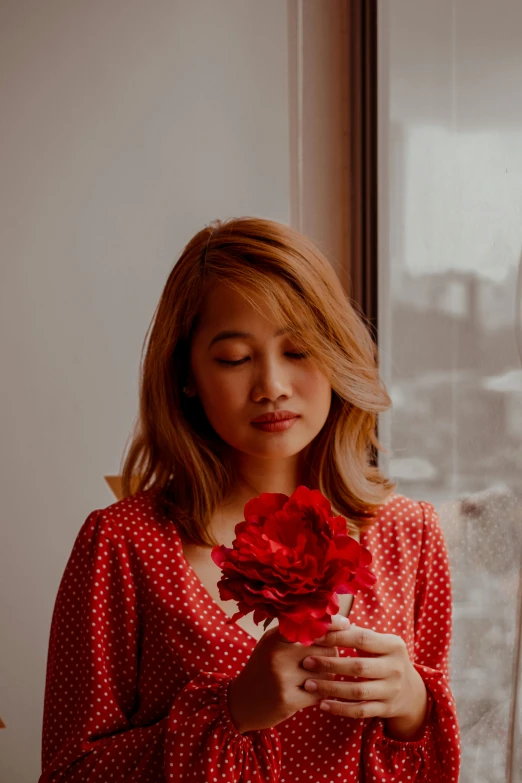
[217,675,251,742]
[381,690,435,750]
[217,674,280,747]
[166,671,282,781]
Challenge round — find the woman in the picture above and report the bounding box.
[39,217,461,781]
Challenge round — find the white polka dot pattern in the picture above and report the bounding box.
[38,490,460,781]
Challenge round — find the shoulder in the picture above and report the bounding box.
[364,493,442,561]
[81,488,174,546]
[369,492,437,532]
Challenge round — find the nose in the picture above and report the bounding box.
[251,356,293,402]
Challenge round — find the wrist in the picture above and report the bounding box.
[227,676,257,735]
[385,669,429,741]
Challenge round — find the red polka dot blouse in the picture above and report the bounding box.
[39,488,461,781]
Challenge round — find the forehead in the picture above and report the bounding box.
[196,282,283,333]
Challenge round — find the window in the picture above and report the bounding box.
[379,2,522,779]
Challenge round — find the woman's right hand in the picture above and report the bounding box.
[227,613,351,733]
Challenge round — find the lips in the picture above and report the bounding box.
[251,411,299,423]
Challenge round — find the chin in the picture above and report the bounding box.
[242,436,314,460]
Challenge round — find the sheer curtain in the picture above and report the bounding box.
[378,1,522,780]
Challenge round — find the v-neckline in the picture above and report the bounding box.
[173,527,259,644]
[172,524,368,646]
[151,490,259,643]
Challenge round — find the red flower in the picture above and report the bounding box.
[211,486,376,644]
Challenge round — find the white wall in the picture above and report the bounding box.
[0,2,290,779]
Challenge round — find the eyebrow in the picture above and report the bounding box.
[208,327,293,350]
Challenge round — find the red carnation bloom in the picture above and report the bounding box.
[211,486,376,644]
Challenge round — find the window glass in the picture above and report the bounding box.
[379,2,522,779]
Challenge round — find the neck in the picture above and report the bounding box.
[211,449,308,545]
[231,448,306,499]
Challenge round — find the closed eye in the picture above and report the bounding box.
[215,358,249,366]
[216,352,309,367]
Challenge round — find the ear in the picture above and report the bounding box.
[183,368,198,396]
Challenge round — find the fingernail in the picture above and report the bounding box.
[303,656,317,669]
[314,634,327,643]
[340,616,351,628]
[320,701,331,711]
[305,680,317,691]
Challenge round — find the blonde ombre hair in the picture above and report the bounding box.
[121,216,395,546]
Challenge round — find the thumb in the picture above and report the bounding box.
[256,619,294,646]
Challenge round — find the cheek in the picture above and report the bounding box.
[199,373,245,414]
[300,371,332,407]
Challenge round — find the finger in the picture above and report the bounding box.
[319,700,387,719]
[312,614,351,644]
[300,671,337,689]
[303,678,388,702]
[327,613,351,632]
[273,613,350,646]
[307,643,339,659]
[302,654,388,680]
[319,625,403,655]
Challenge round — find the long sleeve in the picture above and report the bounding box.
[39,510,281,782]
[165,671,281,780]
[361,501,461,782]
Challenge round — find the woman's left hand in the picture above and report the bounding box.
[301,621,429,739]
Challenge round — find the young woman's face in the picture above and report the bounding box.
[188,282,332,462]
